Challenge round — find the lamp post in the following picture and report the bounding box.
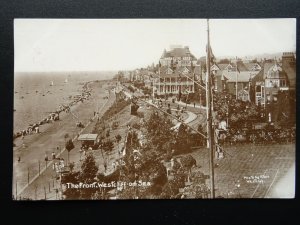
[199,91,202,107]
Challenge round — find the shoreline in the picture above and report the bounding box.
[13,79,114,198]
[13,80,94,143]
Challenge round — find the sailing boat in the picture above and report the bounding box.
[50,81,54,86]
[64,78,68,83]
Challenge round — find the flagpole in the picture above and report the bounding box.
[206,19,215,199]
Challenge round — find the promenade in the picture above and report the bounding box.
[13,81,115,199]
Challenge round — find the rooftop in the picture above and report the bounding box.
[222,70,259,82]
[161,46,196,60]
[78,134,98,141]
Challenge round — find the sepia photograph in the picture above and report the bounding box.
[13,18,296,200]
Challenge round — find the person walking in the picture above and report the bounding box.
[104,162,107,173]
[52,151,56,160]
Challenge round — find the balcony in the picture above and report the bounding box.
[153,81,194,86]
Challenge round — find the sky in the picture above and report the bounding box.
[14,19,296,72]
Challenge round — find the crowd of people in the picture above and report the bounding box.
[13,83,92,141]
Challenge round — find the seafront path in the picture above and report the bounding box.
[13,80,116,199]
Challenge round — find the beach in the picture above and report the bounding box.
[13,71,114,133]
[13,74,116,198]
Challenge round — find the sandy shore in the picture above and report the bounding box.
[13,80,113,199]
[14,72,106,132]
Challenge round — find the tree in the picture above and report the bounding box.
[180,155,197,173]
[160,167,186,199]
[130,103,140,116]
[181,170,210,198]
[174,124,192,154]
[69,162,75,172]
[219,58,230,64]
[119,146,168,199]
[115,134,122,155]
[106,129,110,138]
[251,58,258,63]
[126,130,140,150]
[65,139,75,165]
[80,154,98,182]
[61,171,81,200]
[79,153,99,199]
[145,112,174,153]
[103,139,114,153]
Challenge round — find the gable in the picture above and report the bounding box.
[166,68,173,74]
[211,64,220,71]
[226,64,233,70]
[182,67,190,74]
[252,63,261,71]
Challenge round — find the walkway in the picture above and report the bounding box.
[13,81,115,199]
[176,100,207,110]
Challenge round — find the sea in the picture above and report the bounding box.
[13,71,116,133]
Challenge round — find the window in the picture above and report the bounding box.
[280,79,286,87]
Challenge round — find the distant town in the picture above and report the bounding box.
[116,45,296,127]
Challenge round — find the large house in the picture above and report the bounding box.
[221,70,259,101]
[153,45,201,96]
[211,60,261,101]
[252,52,295,123]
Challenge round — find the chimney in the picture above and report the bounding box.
[170,45,182,50]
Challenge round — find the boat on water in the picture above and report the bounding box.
[50,81,54,86]
[64,78,68,83]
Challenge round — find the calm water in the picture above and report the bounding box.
[13,71,115,132]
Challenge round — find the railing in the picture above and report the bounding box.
[153,82,195,86]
